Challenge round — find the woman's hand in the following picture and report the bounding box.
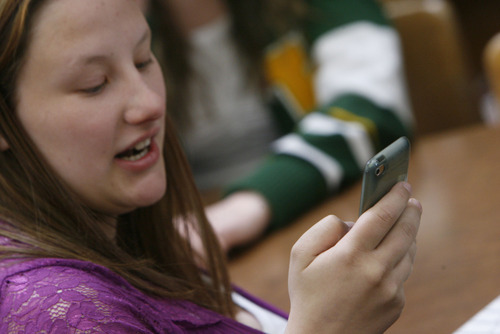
[286,182,422,334]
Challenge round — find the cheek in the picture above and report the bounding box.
[59,124,115,163]
[19,103,115,173]
[45,126,114,197]
[40,127,111,180]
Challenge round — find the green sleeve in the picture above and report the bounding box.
[303,0,391,44]
[226,94,411,230]
[225,0,412,230]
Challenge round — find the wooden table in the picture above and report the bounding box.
[228,124,500,333]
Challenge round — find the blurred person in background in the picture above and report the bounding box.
[143,0,414,252]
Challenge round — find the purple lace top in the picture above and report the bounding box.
[0,251,280,333]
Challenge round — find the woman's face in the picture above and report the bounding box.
[14,0,167,216]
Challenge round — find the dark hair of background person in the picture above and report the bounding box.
[148,0,309,128]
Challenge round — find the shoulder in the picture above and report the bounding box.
[0,258,243,333]
[0,258,163,333]
[0,258,131,298]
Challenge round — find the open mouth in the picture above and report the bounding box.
[116,138,151,161]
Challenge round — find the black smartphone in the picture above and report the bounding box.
[359,136,410,215]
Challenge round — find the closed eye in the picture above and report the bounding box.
[81,80,107,95]
[136,58,153,70]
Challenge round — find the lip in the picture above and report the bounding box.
[114,127,162,172]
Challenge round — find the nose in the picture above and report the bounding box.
[124,75,165,125]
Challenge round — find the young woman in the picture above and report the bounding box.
[0,0,421,332]
[145,0,415,252]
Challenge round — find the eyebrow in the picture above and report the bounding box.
[135,28,151,51]
[79,28,152,66]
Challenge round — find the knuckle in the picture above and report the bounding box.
[392,287,406,312]
[371,205,397,226]
[381,281,406,313]
[401,219,418,241]
[336,244,363,267]
[364,260,387,287]
[396,182,411,199]
[387,294,405,325]
[290,242,308,261]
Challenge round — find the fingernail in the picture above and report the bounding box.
[409,198,422,212]
[403,182,412,194]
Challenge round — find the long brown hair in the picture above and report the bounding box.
[148,0,308,128]
[0,0,234,317]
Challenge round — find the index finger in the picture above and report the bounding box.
[346,182,412,251]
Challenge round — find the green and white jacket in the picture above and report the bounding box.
[226,0,413,229]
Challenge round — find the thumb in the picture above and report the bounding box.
[291,215,350,269]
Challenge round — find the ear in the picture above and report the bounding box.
[0,135,9,151]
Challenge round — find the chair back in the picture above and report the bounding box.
[484,33,500,107]
[381,0,481,135]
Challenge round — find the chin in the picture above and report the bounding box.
[134,179,167,207]
[116,192,165,215]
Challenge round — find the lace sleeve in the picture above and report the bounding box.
[0,264,158,333]
[0,258,265,333]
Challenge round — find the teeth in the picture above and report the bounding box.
[134,138,151,151]
[122,149,148,161]
[120,138,152,161]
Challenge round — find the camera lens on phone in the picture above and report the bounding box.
[375,164,385,176]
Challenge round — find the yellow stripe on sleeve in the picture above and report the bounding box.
[265,33,316,116]
[328,107,379,143]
